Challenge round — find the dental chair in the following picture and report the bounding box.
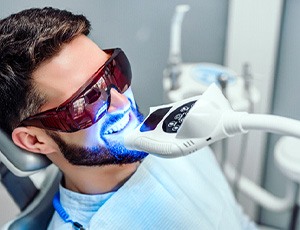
[0,129,61,230]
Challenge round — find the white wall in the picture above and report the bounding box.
[225,0,284,221]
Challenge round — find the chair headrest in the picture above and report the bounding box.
[0,129,51,177]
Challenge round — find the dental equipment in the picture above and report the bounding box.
[165,4,190,91]
[124,83,300,216]
[163,4,259,111]
[124,83,300,158]
[232,63,255,197]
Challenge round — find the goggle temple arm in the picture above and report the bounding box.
[19,111,74,132]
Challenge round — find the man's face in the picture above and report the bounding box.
[33,35,147,166]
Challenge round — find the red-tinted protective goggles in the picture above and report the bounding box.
[18,48,132,132]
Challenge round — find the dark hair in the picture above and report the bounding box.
[0,7,91,134]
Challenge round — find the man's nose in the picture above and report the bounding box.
[108,88,130,113]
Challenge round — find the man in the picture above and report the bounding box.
[0,7,257,229]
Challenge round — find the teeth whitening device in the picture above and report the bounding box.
[125,84,300,158]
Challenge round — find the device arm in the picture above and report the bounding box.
[240,114,300,138]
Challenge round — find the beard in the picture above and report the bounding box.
[47,103,148,166]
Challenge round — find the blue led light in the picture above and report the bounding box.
[99,99,148,161]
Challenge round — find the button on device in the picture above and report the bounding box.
[180,106,190,112]
[174,114,183,120]
[168,121,178,127]
[172,126,180,132]
[163,100,196,133]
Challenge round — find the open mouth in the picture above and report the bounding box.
[103,112,130,135]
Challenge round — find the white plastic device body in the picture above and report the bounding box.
[125,84,300,158]
[125,84,247,157]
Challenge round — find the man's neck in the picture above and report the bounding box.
[63,161,141,194]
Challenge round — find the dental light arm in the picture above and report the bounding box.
[125,84,300,158]
[240,114,300,137]
[169,4,190,65]
[166,4,190,91]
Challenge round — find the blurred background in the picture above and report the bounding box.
[1,0,300,229]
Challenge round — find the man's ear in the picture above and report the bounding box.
[12,127,56,155]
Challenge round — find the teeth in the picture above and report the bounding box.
[104,113,130,134]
